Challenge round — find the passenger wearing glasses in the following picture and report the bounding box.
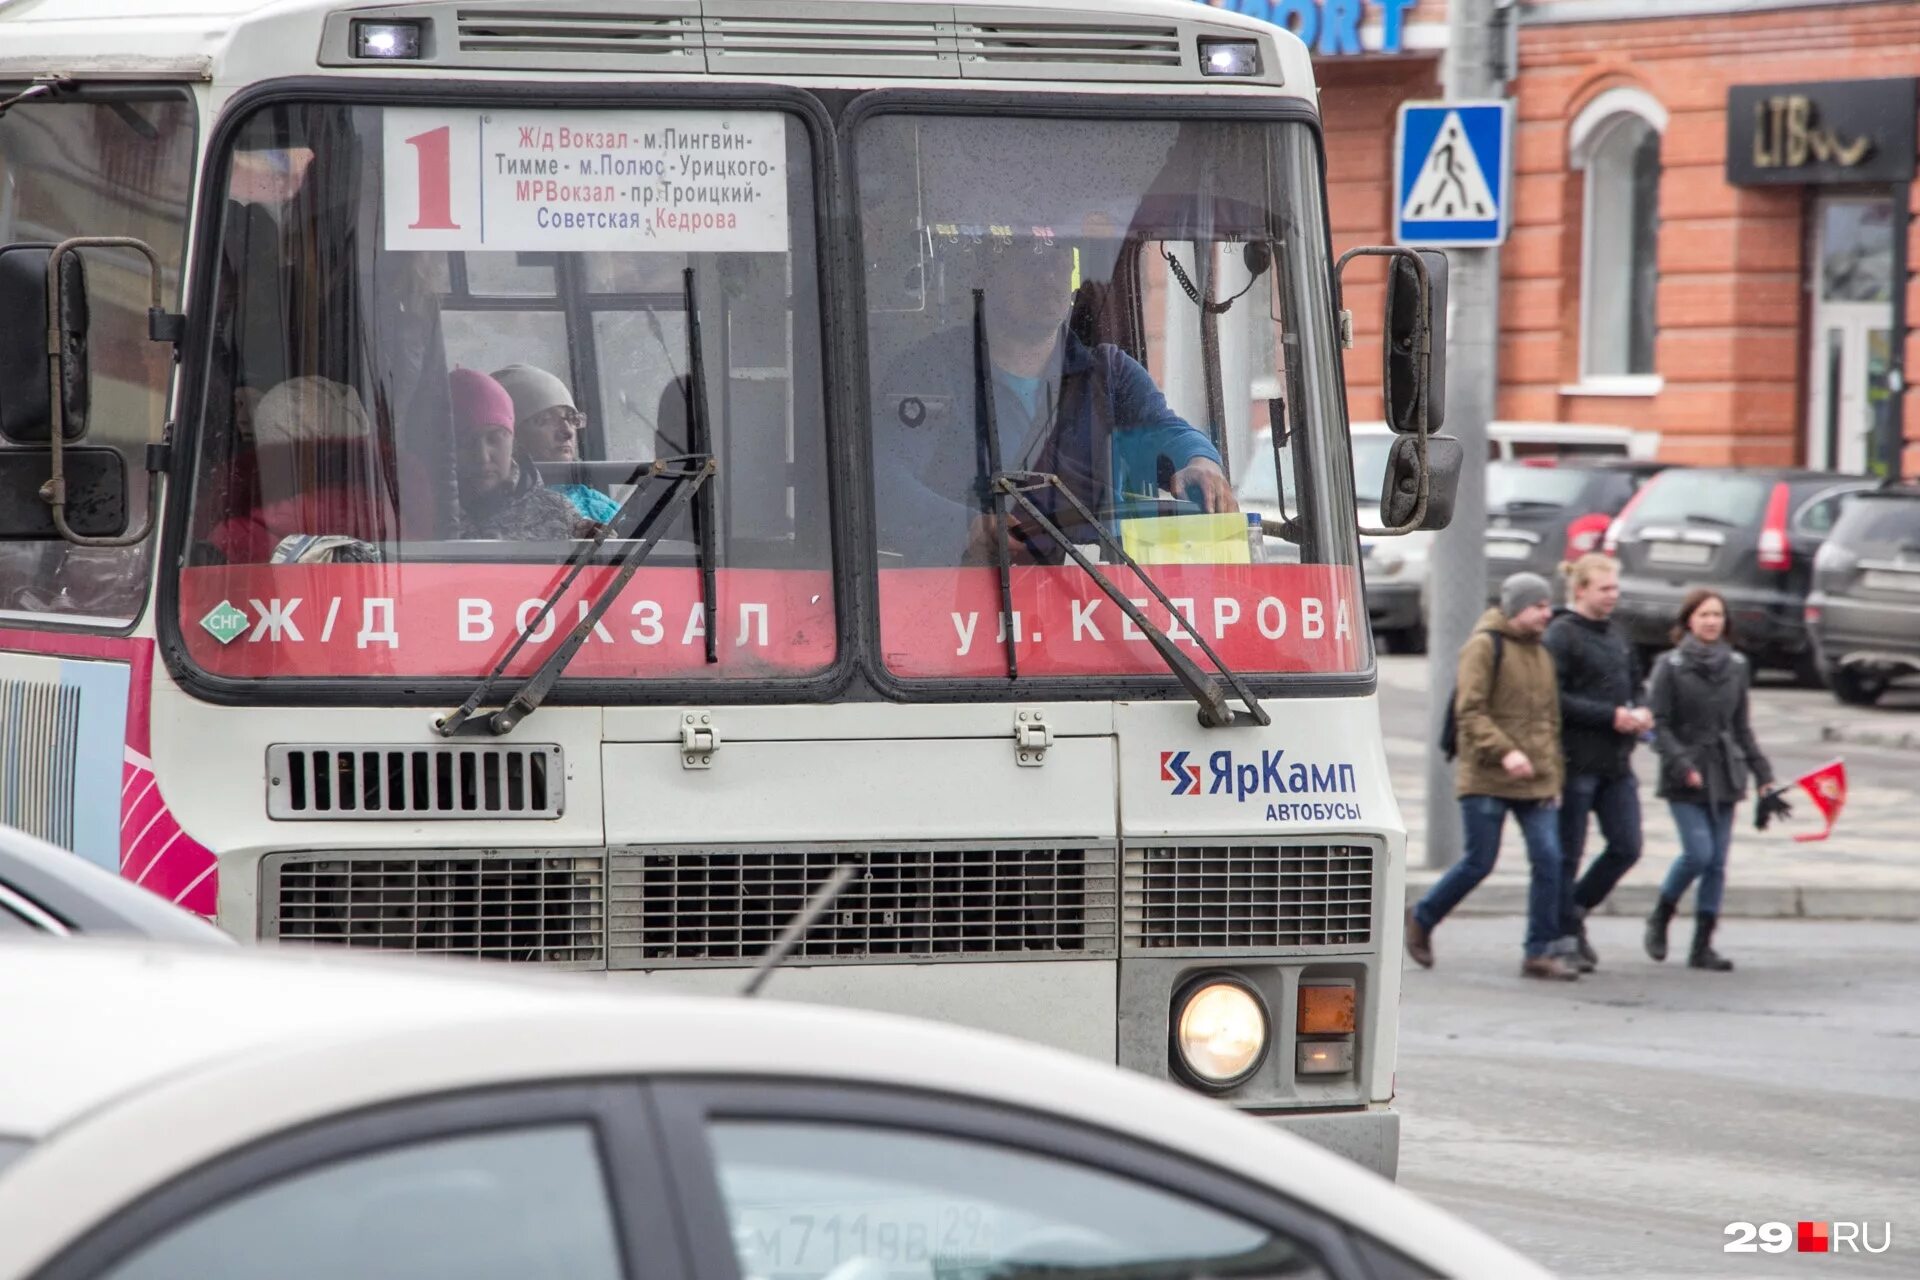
[492,364,623,525]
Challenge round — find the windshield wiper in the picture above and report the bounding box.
[434,453,716,738]
[971,288,1022,679]
[683,267,720,664]
[1682,512,1742,528]
[996,471,1268,729]
[968,288,1262,728]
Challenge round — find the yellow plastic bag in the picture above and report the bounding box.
[1119,513,1252,565]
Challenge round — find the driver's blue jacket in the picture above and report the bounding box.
[873,327,1222,565]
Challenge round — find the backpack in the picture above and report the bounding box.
[1438,630,1505,762]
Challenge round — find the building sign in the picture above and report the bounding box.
[1204,0,1416,57]
[1727,78,1917,187]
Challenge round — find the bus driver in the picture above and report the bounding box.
[873,234,1235,567]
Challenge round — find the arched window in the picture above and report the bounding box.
[1572,90,1665,385]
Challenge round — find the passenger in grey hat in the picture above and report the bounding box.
[491,363,621,525]
[1406,569,1575,980]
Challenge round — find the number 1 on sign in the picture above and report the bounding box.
[404,126,460,231]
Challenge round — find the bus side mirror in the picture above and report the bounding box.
[0,242,91,443]
[0,447,127,539]
[0,236,171,547]
[1383,248,1446,436]
[1380,432,1462,532]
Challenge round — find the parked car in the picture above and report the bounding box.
[1608,467,1875,680]
[1806,483,1920,705]
[0,942,1548,1279]
[1484,420,1659,463]
[1241,421,1650,655]
[1482,459,1672,603]
[0,824,230,942]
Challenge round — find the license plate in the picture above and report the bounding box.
[727,1199,999,1274]
[1862,568,1920,593]
[1648,541,1712,567]
[1485,539,1531,561]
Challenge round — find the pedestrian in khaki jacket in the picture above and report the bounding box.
[1406,572,1579,980]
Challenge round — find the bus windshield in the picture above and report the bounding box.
[179,102,833,683]
[858,113,1364,680]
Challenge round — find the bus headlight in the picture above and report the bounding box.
[1173,978,1269,1088]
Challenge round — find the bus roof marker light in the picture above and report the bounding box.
[353,20,424,59]
[1198,38,1261,78]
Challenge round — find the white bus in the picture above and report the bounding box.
[0,0,1454,1176]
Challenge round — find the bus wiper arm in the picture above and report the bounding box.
[434,454,716,738]
[971,287,1020,679]
[994,470,1269,729]
[683,267,720,665]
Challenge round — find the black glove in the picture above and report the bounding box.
[1754,787,1793,831]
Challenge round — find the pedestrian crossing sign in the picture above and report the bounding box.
[1394,101,1513,247]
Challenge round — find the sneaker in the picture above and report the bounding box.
[1520,955,1581,981]
[1404,907,1434,969]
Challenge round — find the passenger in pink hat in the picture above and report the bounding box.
[449,367,587,541]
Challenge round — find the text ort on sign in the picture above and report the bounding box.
[381,108,789,254]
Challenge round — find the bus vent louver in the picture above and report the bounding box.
[0,679,80,849]
[266,745,564,820]
[704,11,953,74]
[1122,843,1374,951]
[450,6,703,64]
[264,851,604,964]
[956,14,1190,77]
[609,844,1117,966]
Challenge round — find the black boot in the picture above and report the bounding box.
[1572,906,1599,968]
[1688,911,1734,971]
[1644,895,1677,962]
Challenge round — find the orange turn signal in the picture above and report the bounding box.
[1297,985,1356,1036]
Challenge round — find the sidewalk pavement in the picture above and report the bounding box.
[1381,655,1920,922]
[1402,868,1920,922]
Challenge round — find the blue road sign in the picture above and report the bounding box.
[1394,101,1512,247]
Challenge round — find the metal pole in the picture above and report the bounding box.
[1422,0,1504,868]
[1883,180,1910,478]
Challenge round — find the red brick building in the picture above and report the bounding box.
[1510,0,1920,477]
[1211,0,1920,477]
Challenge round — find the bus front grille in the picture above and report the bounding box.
[264,853,605,965]
[609,844,1118,966]
[1122,843,1375,952]
[266,745,565,819]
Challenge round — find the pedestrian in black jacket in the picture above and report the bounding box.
[1543,553,1649,970]
[1644,588,1778,971]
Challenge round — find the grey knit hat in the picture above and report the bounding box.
[1500,571,1553,618]
[491,364,575,425]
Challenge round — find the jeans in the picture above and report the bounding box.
[1662,801,1735,916]
[1415,795,1563,958]
[1558,772,1643,934]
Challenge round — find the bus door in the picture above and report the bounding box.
[0,84,198,896]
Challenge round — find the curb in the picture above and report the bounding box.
[1820,722,1920,753]
[1403,875,1920,921]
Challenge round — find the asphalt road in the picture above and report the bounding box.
[1395,916,1920,1279]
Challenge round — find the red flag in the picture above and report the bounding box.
[1792,759,1847,843]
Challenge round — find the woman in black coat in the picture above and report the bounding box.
[1644,588,1777,970]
